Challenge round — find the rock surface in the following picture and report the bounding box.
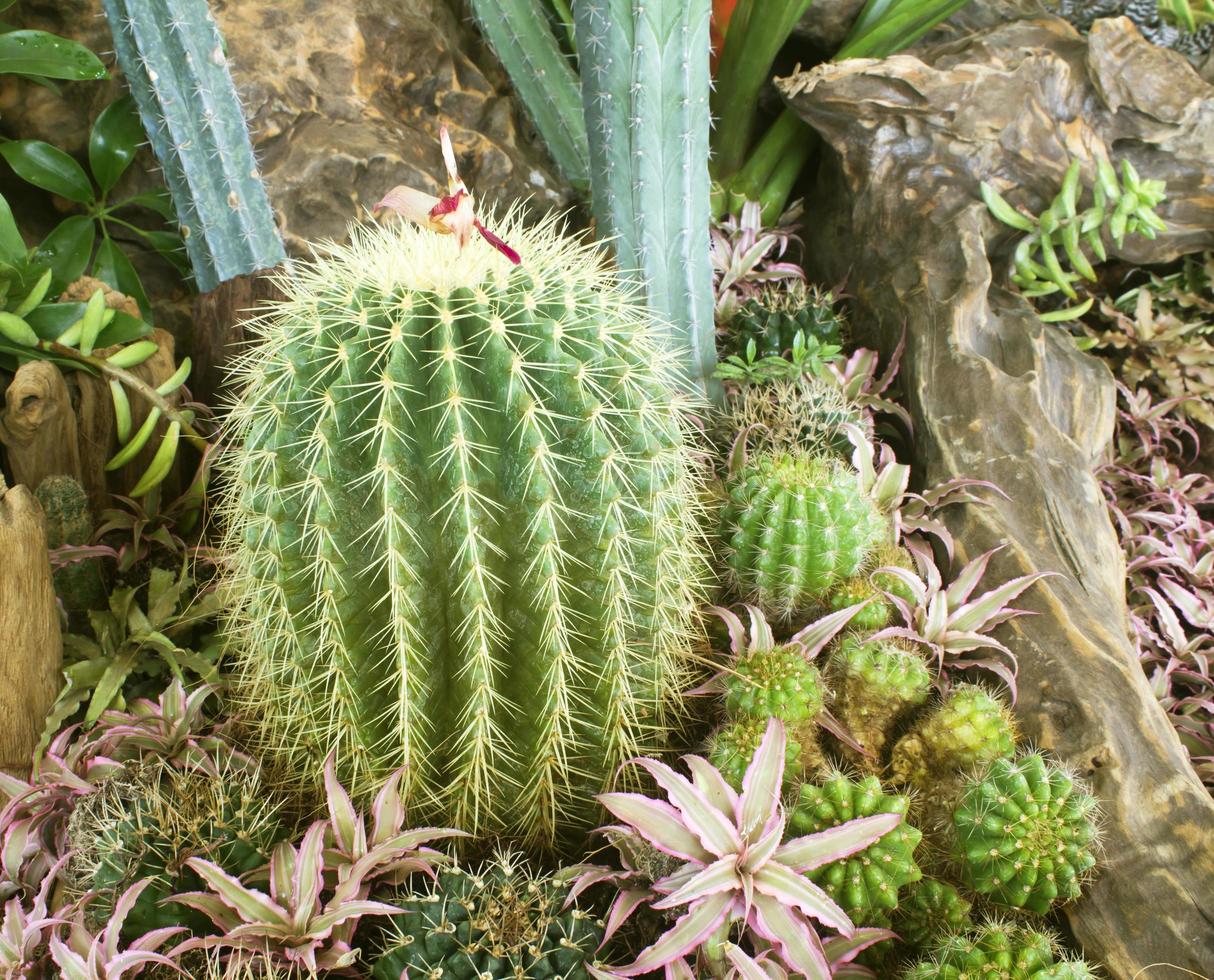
[781,16,1214,976]
[1,0,572,255]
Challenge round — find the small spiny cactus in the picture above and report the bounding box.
[721,448,887,619]
[827,543,918,631]
[788,771,922,927]
[952,752,1100,914]
[892,876,974,950]
[829,636,932,762]
[218,212,710,847]
[65,760,284,936]
[722,375,869,458]
[373,851,604,980]
[904,920,1091,980]
[729,282,845,360]
[723,640,826,724]
[708,716,807,790]
[890,684,1018,792]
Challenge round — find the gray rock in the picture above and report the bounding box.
[780,15,1214,976]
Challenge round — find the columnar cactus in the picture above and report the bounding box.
[788,772,922,927]
[890,684,1018,790]
[721,448,887,619]
[952,753,1100,914]
[829,635,932,761]
[218,213,709,846]
[373,852,604,980]
[100,0,286,290]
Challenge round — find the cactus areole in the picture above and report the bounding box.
[218,206,709,848]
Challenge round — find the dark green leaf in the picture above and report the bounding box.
[89,96,144,194]
[0,190,25,262]
[35,215,95,287]
[25,301,84,341]
[0,140,94,204]
[97,310,152,348]
[93,236,150,320]
[0,30,106,81]
[120,187,176,220]
[133,227,192,280]
[836,0,973,59]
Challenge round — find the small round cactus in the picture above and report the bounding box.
[723,375,867,459]
[890,684,1018,790]
[904,920,1080,980]
[708,716,805,790]
[829,636,932,762]
[952,752,1100,914]
[729,282,845,360]
[788,772,922,927]
[724,642,825,724]
[373,851,604,980]
[721,449,887,619]
[827,543,918,630]
[66,761,284,936]
[1033,962,1101,979]
[892,876,974,950]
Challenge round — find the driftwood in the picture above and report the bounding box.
[782,15,1214,977]
[0,328,181,512]
[192,269,287,406]
[0,474,61,776]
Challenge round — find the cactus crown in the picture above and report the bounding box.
[953,752,1101,914]
[374,850,604,980]
[218,211,710,846]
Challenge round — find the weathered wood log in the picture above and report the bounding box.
[782,16,1214,977]
[0,361,81,496]
[0,473,62,776]
[191,269,286,406]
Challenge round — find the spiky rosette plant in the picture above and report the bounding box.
[952,752,1100,914]
[891,876,974,950]
[889,684,1019,793]
[373,851,604,980]
[64,759,285,936]
[903,920,1098,980]
[828,636,932,763]
[217,160,710,844]
[787,772,922,928]
[720,444,887,620]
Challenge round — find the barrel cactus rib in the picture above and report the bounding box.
[101,0,285,291]
[219,214,708,846]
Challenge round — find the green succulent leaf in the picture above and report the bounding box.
[0,191,26,262]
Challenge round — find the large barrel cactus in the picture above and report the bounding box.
[218,212,709,846]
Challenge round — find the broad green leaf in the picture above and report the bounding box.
[85,650,139,723]
[121,187,175,220]
[0,140,94,203]
[89,96,143,193]
[0,30,106,81]
[0,191,25,262]
[93,236,151,319]
[34,215,95,288]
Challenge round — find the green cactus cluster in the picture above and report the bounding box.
[708,715,806,790]
[721,374,869,458]
[729,282,846,360]
[892,876,975,950]
[952,752,1100,914]
[721,448,887,619]
[788,772,922,927]
[903,920,1099,980]
[373,852,604,980]
[65,760,284,936]
[218,212,709,847]
[829,635,933,762]
[827,543,918,631]
[724,641,826,724]
[890,684,1019,792]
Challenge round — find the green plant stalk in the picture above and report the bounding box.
[725,110,803,206]
[711,0,814,180]
[468,0,589,191]
[836,0,974,59]
[574,0,718,399]
[100,0,286,292]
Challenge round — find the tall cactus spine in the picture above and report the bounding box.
[574,0,718,399]
[100,0,286,291]
[218,211,709,848]
[466,0,590,191]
